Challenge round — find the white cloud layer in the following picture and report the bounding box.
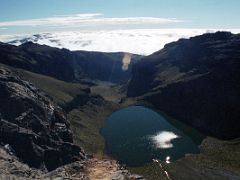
[0,13,182,27]
[1,29,240,55]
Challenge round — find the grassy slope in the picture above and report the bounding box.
[68,101,119,155]
[15,69,88,105]
[91,81,124,103]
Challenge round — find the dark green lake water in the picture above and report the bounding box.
[101,106,203,167]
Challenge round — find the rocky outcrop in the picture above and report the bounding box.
[0,42,142,83]
[0,144,145,180]
[0,145,43,179]
[64,93,105,113]
[128,32,240,139]
[0,67,86,171]
[0,144,89,179]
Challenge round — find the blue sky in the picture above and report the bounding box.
[0,0,240,34]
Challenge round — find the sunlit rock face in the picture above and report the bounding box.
[150,131,179,149]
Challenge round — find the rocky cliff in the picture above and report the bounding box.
[0,67,86,171]
[128,32,240,139]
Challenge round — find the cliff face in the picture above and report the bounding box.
[128,32,240,139]
[0,67,86,171]
[0,42,142,83]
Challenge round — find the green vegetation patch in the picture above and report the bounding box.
[15,69,88,105]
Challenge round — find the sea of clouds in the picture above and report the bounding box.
[1,29,240,55]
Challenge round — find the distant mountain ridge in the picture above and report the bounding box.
[128,31,240,139]
[0,41,142,83]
